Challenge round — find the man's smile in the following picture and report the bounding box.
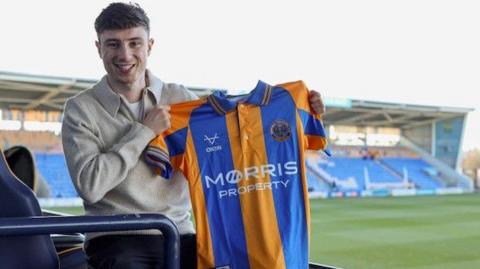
[114,63,135,74]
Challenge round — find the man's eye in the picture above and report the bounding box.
[131,41,142,47]
[106,43,119,48]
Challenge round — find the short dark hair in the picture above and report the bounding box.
[95,2,150,36]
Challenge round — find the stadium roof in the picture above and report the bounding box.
[0,71,94,111]
[0,71,474,129]
[322,98,474,129]
[0,71,213,111]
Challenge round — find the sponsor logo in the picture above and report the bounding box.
[204,133,219,145]
[204,162,298,198]
[204,133,222,152]
[204,161,298,188]
[270,119,291,142]
[218,180,290,199]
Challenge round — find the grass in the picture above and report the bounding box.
[310,193,480,269]
[45,206,84,215]
[46,193,480,269]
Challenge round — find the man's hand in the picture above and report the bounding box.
[143,105,171,135]
[309,90,326,115]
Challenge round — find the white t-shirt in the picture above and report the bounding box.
[124,99,143,121]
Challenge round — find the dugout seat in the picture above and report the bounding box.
[0,149,181,269]
[3,145,85,253]
[3,145,50,197]
[0,147,85,269]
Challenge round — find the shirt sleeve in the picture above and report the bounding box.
[281,80,330,154]
[145,127,189,179]
[145,98,204,178]
[297,108,329,153]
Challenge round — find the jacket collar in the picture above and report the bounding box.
[207,80,273,115]
[93,70,164,117]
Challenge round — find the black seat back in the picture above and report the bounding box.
[3,145,50,197]
[0,149,59,269]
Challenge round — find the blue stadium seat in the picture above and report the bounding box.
[382,158,443,189]
[0,149,181,269]
[311,157,420,191]
[35,153,78,198]
[318,157,367,191]
[307,169,330,192]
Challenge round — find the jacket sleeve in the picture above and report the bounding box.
[61,98,156,204]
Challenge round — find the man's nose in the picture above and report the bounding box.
[118,44,133,60]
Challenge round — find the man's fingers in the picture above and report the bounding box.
[309,90,326,114]
[157,105,170,111]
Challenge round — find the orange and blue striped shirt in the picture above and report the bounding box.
[145,80,328,269]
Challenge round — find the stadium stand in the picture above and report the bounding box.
[305,145,449,193]
[0,130,62,153]
[35,153,77,198]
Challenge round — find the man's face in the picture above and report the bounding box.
[96,26,154,88]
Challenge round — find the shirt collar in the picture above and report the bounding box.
[207,80,273,115]
[93,69,164,117]
[145,70,164,105]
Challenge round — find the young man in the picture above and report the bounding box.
[62,2,325,268]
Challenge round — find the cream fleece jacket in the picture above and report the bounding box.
[61,70,197,241]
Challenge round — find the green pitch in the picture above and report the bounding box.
[310,193,480,269]
[47,193,480,269]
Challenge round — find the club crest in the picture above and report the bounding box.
[270,120,291,142]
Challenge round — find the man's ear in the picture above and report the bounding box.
[95,40,102,59]
[147,38,154,56]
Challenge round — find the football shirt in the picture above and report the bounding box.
[146,80,328,269]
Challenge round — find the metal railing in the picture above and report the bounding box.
[0,214,180,269]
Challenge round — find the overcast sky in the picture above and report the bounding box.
[1,0,479,150]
